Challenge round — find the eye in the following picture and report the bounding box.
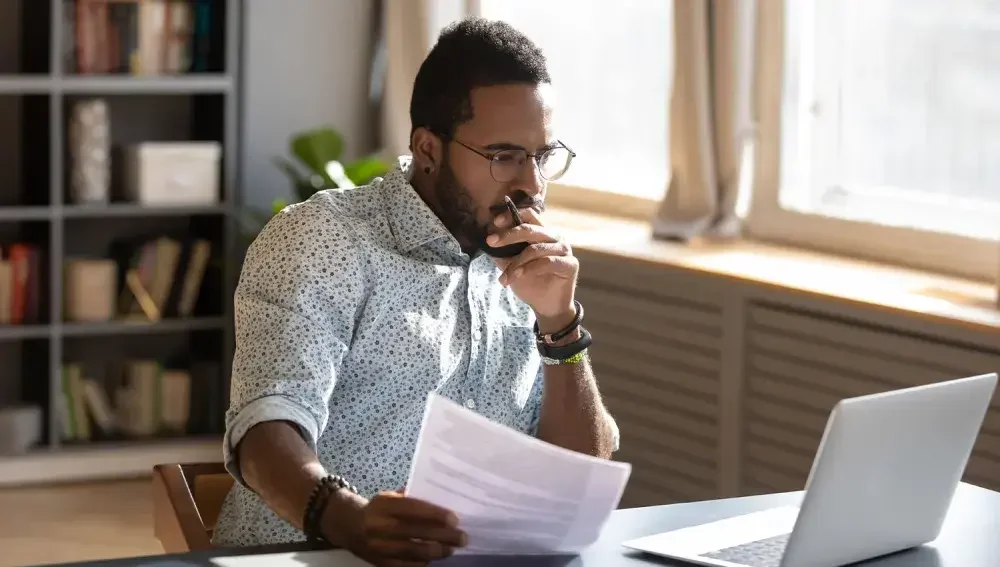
[492,150,525,165]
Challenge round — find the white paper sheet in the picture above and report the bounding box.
[404,393,632,555]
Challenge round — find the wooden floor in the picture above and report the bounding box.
[0,479,164,566]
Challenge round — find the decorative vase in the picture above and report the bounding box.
[68,98,111,204]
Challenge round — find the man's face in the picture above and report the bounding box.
[433,83,557,256]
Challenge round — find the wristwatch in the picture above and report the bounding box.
[538,326,592,365]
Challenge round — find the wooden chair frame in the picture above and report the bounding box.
[152,462,234,553]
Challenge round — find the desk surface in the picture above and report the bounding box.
[49,483,1000,567]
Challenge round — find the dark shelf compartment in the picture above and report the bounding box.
[0,338,52,452]
[63,214,225,321]
[63,328,226,440]
[0,94,52,207]
[62,93,225,205]
[0,0,51,75]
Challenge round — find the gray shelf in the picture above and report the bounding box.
[0,206,52,221]
[60,74,233,94]
[0,75,233,95]
[0,324,51,341]
[62,203,229,218]
[0,76,53,94]
[60,317,227,338]
[0,0,243,466]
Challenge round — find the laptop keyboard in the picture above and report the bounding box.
[700,532,791,567]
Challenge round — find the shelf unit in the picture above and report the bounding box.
[0,0,241,483]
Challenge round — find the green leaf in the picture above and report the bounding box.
[290,127,344,184]
[271,198,290,215]
[344,156,391,185]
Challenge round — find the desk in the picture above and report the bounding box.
[48,483,1000,566]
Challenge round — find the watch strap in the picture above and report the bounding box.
[538,326,592,364]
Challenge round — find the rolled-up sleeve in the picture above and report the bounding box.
[223,199,366,488]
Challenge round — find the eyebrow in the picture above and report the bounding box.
[484,141,560,152]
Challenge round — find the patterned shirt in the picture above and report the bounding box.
[212,156,552,547]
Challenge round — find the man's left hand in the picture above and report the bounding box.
[487,208,578,334]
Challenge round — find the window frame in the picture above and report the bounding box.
[469,0,670,223]
[747,0,1000,283]
[544,181,659,221]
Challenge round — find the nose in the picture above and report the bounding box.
[511,157,545,198]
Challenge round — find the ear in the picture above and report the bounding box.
[411,127,444,174]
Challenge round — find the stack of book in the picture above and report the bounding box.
[64,234,212,323]
[66,0,217,75]
[59,359,222,443]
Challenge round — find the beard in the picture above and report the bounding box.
[432,157,533,258]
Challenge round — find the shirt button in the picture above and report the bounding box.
[465,399,476,410]
[472,330,482,342]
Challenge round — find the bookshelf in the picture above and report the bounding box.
[0,0,240,484]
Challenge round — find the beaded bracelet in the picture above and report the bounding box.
[303,474,358,542]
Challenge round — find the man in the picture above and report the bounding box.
[212,16,619,565]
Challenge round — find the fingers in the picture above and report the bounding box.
[494,205,543,228]
[365,514,467,547]
[504,254,578,287]
[486,223,560,249]
[374,492,459,526]
[360,493,466,564]
[498,242,572,286]
[368,536,454,563]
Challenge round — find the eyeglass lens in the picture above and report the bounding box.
[490,148,572,182]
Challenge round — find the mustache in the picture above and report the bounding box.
[488,195,545,215]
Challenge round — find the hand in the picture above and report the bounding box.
[335,490,467,567]
[487,207,578,333]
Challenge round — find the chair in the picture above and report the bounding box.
[152,462,234,552]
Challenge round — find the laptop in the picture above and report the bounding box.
[621,372,997,567]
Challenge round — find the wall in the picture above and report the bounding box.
[241,0,378,211]
[572,248,1000,508]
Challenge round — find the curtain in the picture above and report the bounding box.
[371,0,433,159]
[652,0,759,242]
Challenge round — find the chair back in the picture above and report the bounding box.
[153,462,234,553]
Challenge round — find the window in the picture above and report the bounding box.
[751,0,1000,280]
[476,0,672,202]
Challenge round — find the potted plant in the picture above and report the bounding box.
[240,126,391,242]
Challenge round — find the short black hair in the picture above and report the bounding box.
[409,17,551,144]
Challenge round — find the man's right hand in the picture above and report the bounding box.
[325,489,467,566]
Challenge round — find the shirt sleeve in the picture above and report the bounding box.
[223,199,366,488]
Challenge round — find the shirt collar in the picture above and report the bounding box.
[383,156,454,251]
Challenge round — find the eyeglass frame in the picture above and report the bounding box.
[431,131,577,183]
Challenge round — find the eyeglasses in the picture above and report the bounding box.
[442,136,576,183]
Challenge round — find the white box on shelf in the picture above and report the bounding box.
[121,142,222,206]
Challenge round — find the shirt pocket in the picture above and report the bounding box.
[497,325,542,411]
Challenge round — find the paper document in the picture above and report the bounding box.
[405,393,631,555]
